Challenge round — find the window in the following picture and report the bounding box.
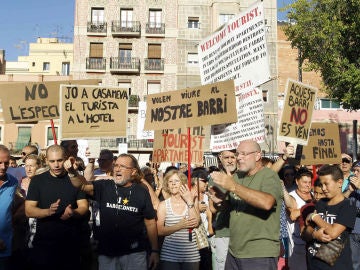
[15,126,32,151]
[121,9,133,28]
[262,90,268,103]
[118,81,131,94]
[149,9,162,28]
[188,17,199,29]
[219,14,235,26]
[187,53,199,65]
[147,81,161,95]
[90,43,103,58]
[320,98,341,109]
[91,8,105,24]
[43,62,50,71]
[61,62,70,75]
[148,44,161,59]
[119,44,132,64]
[47,126,58,146]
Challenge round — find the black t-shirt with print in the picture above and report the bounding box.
[307,198,356,270]
[93,180,156,256]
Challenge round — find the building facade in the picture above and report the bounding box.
[71,0,279,158]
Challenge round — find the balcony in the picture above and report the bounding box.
[86,57,106,72]
[128,95,140,110]
[144,58,164,73]
[87,22,107,36]
[110,57,140,74]
[111,21,141,37]
[145,23,165,37]
[100,138,153,151]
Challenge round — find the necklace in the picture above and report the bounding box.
[114,182,134,209]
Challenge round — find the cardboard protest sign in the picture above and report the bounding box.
[60,85,128,139]
[152,127,208,164]
[144,80,237,131]
[300,122,341,165]
[198,1,270,95]
[210,87,264,152]
[278,79,317,145]
[0,79,99,123]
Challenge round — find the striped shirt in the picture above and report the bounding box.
[160,198,200,262]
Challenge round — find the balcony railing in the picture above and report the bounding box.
[128,95,140,108]
[111,21,141,36]
[100,138,153,150]
[87,22,107,35]
[145,22,165,35]
[110,57,140,73]
[144,58,164,71]
[86,57,106,71]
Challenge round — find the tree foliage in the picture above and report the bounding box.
[282,0,360,110]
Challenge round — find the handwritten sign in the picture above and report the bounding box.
[60,85,128,139]
[152,127,207,164]
[198,1,270,95]
[278,79,317,145]
[144,80,237,131]
[210,87,265,151]
[301,122,341,165]
[0,79,100,123]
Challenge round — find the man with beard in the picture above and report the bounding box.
[66,153,159,270]
[210,140,283,270]
[208,149,237,270]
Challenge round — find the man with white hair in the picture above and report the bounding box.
[210,140,283,270]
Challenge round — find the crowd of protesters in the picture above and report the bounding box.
[0,139,359,270]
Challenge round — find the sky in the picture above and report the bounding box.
[1,0,292,62]
[0,0,75,61]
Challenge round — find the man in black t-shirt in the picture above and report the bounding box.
[67,153,159,270]
[25,145,88,270]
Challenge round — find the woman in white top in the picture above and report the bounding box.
[157,170,201,270]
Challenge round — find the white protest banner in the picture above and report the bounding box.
[278,79,317,145]
[210,87,265,152]
[198,1,270,95]
[60,85,128,139]
[137,101,154,139]
[144,80,237,131]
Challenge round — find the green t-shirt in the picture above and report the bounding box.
[228,167,283,258]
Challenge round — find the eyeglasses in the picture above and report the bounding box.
[114,163,133,170]
[235,151,258,157]
[342,158,351,164]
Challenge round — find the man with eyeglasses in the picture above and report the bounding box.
[67,153,159,270]
[210,140,283,270]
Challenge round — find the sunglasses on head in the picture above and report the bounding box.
[342,158,351,164]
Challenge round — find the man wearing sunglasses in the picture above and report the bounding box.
[340,153,354,193]
[7,145,38,182]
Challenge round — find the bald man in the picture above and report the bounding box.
[210,140,283,270]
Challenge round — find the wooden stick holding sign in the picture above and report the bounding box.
[50,119,57,145]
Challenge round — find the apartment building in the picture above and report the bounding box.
[71,0,279,157]
[5,38,73,75]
